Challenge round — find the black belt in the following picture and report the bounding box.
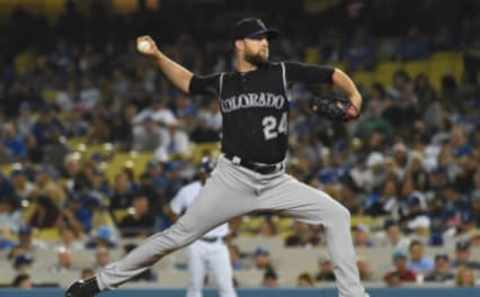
[224,153,284,175]
[199,236,223,243]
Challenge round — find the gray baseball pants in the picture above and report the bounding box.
[97,155,366,297]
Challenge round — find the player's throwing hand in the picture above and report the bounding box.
[136,36,159,57]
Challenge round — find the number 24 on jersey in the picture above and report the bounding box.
[262,112,287,140]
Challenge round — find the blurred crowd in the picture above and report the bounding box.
[1,0,480,289]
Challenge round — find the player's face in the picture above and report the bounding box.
[242,35,269,65]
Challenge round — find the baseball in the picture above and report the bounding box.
[137,40,150,52]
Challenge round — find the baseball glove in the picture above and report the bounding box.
[311,96,359,122]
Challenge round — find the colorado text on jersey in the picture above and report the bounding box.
[220,92,287,113]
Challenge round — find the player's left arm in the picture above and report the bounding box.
[283,61,362,118]
[331,68,362,114]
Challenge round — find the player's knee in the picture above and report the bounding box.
[174,222,198,246]
[158,221,198,252]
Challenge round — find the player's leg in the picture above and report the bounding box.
[208,242,237,297]
[66,162,259,297]
[95,172,255,290]
[260,175,366,297]
[186,242,207,297]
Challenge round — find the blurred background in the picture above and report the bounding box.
[0,0,479,293]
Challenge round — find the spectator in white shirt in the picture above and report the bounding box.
[132,98,176,126]
[154,117,190,161]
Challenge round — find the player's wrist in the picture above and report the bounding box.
[349,92,362,112]
[152,50,163,61]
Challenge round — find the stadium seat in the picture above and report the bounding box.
[0,265,15,285]
[105,151,152,183]
[428,51,464,91]
[234,270,263,287]
[233,235,285,254]
[35,228,61,242]
[374,62,401,87]
[156,270,189,287]
[189,142,221,163]
[353,70,375,88]
[403,60,429,78]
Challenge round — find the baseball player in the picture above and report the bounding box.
[66,18,368,297]
[169,157,236,297]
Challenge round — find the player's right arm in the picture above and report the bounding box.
[137,35,221,96]
[137,35,193,94]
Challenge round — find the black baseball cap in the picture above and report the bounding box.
[233,18,279,40]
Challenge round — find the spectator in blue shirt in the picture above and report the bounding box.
[2,122,27,160]
[407,240,434,274]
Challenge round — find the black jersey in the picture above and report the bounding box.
[190,61,334,164]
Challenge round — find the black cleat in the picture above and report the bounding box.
[65,277,100,297]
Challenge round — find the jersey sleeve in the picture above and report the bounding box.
[188,73,222,96]
[283,61,334,85]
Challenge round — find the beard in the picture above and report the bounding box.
[245,50,268,66]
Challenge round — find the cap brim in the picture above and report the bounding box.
[247,29,280,40]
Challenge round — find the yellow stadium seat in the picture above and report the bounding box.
[304,47,321,65]
[42,0,65,23]
[238,216,266,236]
[352,70,375,88]
[429,51,464,91]
[113,209,129,223]
[105,153,131,183]
[83,144,104,158]
[91,209,116,230]
[104,151,153,183]
[332,62,347,71]
[274,217,295,234]
[41,88,58,103]
[35,227,60,242]
[403,60,429,78]
[351,215,385,230]
[66,137,87,150]
[0,164,13,177]
[304,0,340,13]
[15,51,36,76]
[190,142,221,163]
[131,151,153,177]
[374,61,401,87]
